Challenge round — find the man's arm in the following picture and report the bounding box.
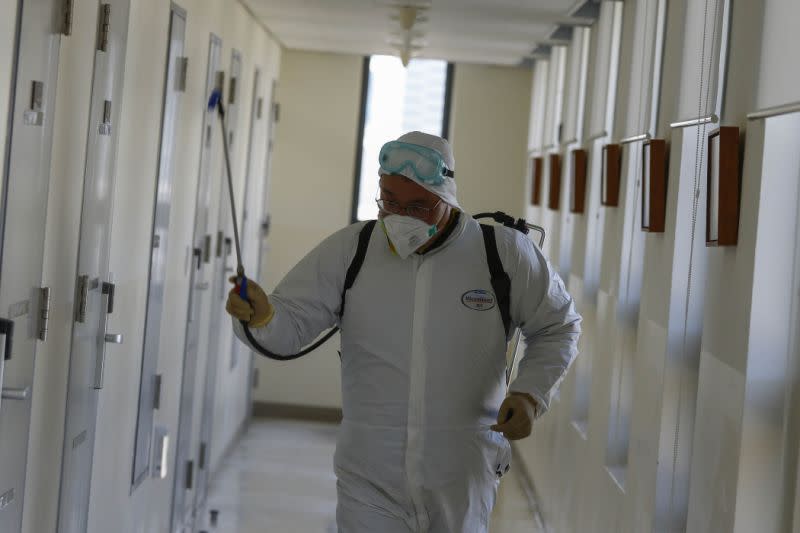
[506,230,582,417]
[232,223,369,356]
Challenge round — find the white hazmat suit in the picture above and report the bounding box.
[232,211,581,532]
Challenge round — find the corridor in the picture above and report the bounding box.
[1,0,800,532]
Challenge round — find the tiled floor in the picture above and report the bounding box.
[198,419,546,532]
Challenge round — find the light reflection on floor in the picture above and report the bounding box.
[197,418,546,532]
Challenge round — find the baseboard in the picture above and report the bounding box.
[251,401,343,423]
[510,442,550,532]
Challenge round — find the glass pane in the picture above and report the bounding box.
[355,55,448,221]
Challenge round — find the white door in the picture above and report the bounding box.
[171,33,222,533]
[0,1,63,530]
[130,3,187,492]
[56,2,131,531]
[194,48,243,514]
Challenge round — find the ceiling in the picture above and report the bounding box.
[241,0,596,66]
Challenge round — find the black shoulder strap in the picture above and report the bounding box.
[339,220,377,318]
[480,224,512,338]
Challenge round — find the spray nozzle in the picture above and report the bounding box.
[207,89,222,111]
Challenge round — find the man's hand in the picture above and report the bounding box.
[490,393,540,440]
[226,276,274,328]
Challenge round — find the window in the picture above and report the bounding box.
[352,55,453,222]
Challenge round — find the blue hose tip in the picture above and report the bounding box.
[239,276,248,300]
[208,89,222,111]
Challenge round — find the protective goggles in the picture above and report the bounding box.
[378,141,454,186]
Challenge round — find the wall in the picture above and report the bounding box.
[516,0,800,532]
[756,0,800,109]
[254,49,363,409]
[14,2,281,532]
[448,63,532,216]
[518,6,622,532]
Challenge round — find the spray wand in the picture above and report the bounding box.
[207,89,337,360]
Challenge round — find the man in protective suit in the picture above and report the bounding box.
[226,131,581,532]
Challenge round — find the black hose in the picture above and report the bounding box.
[240,319,339,361]
[237,211,532,361]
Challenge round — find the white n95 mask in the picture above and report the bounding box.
[381,215,439,259]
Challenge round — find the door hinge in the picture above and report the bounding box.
[76,275,89,323]
[198,442,207,470]
[273,102,280,123]
[61,0,74,35]
[152,373,162,409]
[257,97,264,119]
[214,71,225,94]
[99,100,112,136]
[252,367,259,389]
[203,235,212,263]
[97,4,111,52]
[215,231,223,258]
[228,76,237,105]
[175,57,189,93]
[37,287,51,342]
[185,460,194,489]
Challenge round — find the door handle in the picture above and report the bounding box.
[94,278,120,390]
[1,386,30,401]
[0,318,15,412]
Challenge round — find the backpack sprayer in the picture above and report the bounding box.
[208,89,545,374]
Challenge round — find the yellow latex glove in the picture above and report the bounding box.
[226,276,274,328]
[490,392,540,441]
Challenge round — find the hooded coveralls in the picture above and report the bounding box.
[232,213,581,532]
